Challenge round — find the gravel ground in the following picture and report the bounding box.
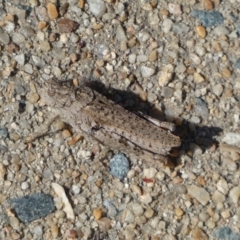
[1,0,240,239]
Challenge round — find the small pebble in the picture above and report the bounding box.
[10,217,20,230]
[158,64,174,86]
[32,225,43,236]
[72,185,80,195]
[97,217,111,231]
[168,3,182,15]
[202,0,213,10]
[57,19,78,33]
[148,51,157,62]
[132,203,144,217]
[27,92,40,104]
[229,187,240,204]
[191,227,208,240]
[194,72,205,84]
[217,179,228,195]
[222,133,240,145]
[175,207,184,217]
[124,229,135,240]
[21,182,30,190]
[172,22,189,35]
[116,25,127,42]
[93,208,102,220]
[221,210,231,219]
[0,127,8,139]
[14,54,25,66]
[221,68,231,79]
[140,66,155,78]
[47,3,58,20]
[187,185,210,205]
[0,163,6,180]
[214,26,229,36]
[88,0,106,17]
[109,153,129,180]
[212,190,225,204]
[51,223,59,238]
[137,55,148,63]
[0,32,10,45]
[62,129,72,138]
[162,19,173,33]
[196,26,206,38]
[122,209,135,223]
[212,83,223,96]
[144,207,154,218]
[161,87,174,98]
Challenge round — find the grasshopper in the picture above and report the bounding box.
[31,78,181,166]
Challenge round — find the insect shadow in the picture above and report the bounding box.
[84,79,223,159]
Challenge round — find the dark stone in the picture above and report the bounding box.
[214,227,240,240]
[191,10,224,27]
[235,58,240,70]
[10,193,55,223]
[0,144,8,152]
[109,153,130,180]
[0,127,8,139]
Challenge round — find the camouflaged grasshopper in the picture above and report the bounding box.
[31,78,181,166]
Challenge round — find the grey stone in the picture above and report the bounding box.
[10,193,55,223]
[21,26,35,37]
[87,0,106,17]
[103,199,118,217]
[214,227,240,240]
[172,22,189,35]
[0,127,8,139]
[109,153,130,180]
[14,54,25,66]
[116,25,127,42]
[212,83,223,96]
[191,10,224,27]
[0,32,10,45]
[12,33,25,44]
[187,185,210,205]
[0,145,8,152]
[162,87,174,98]
[235,58,240,70]
[140,66,155,77]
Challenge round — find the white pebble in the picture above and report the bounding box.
[21,181,30,190]
[127,169,135,178]
[32,225,43,236]
[195,45,206,56]
[140,66,155,77]
[132,203,144,216]
[222,132,240,145]
[128,54,136,64]
[213,26,229,36]
[168,3,182,15]
[72,185,81,195]
[212,83,223,96]
[4,22,15,32]
[143,168,157,178]
[14,54,25,66]
[162,19,173,33]
[138,31,150,42]
[87,0,106,17]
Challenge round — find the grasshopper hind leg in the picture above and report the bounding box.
[91,128,168,168]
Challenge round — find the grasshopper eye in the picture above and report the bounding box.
[48,86,55,97]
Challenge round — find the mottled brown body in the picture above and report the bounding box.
[38,79,181,165]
